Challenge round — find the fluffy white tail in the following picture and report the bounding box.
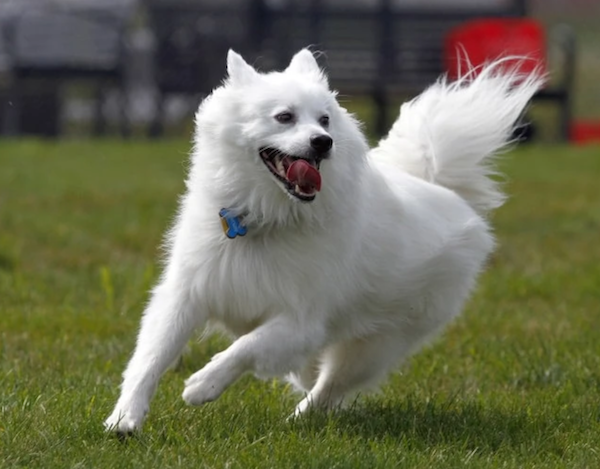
[370,60,546,214]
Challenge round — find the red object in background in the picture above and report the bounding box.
[570,121,600,145]
[444,18,547,81]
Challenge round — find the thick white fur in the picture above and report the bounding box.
[105,49,544,432]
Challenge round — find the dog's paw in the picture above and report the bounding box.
[291,392,345,419]
[287,397,326,422]
[104,406,146,434]
[182,366,225,406]
[291,396,313,418]
[182,353,240,406]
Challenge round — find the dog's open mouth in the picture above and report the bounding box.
[259,147,322,202]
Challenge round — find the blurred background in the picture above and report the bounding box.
[1,4,600,464]
[0,0,598,142]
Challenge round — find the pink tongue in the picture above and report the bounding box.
[286,160,321,192]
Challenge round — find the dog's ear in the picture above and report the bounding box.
[227,49,258,86]
[286,49,328,85]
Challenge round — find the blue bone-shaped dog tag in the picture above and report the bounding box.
[219,208,247,239]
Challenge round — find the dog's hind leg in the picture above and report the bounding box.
[286,354,321,393]
[104,281,200,433]
[293,332,423,416]
[182,316,326,406]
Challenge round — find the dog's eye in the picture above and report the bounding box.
[275,112,294,124]
[319,115,330,128]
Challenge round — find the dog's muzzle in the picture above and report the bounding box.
[259,147,325,202]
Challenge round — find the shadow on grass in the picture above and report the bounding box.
[291,396,561,453]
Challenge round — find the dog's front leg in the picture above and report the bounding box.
[105,281,200,433]
[183,316,325,406]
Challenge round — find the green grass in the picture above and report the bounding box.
[1,140,599,468]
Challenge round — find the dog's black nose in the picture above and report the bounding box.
[310,134,333,154]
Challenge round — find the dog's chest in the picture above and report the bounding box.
[202,234,341,322]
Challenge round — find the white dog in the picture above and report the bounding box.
[105,49,543,433]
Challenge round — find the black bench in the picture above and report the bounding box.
[0,1,135,137]
[147,0,267,136]
[148,0,575,140]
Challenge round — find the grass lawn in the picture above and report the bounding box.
[1,140,599,468]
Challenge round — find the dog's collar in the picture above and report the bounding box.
[219,208,247,239]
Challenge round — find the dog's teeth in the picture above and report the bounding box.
[276,159,285,175]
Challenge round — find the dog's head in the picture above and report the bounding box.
[193,49,368,228]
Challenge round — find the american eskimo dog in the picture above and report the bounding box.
[105,49,542,432]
